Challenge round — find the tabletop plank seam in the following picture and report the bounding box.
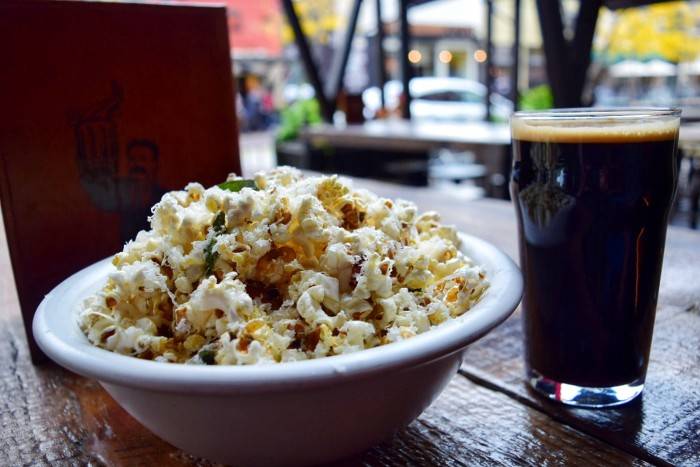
[455,367,672,467]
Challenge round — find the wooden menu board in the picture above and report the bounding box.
[0,0,240,362]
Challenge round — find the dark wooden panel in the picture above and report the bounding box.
[0,0,240,362]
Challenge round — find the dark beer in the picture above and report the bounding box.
[510,111,680,403]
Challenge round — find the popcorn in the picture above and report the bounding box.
[79,168,488,364]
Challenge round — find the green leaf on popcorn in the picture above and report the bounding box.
[204,211,226,277]
[218,179,258,192]
[203,240,219,277]
[212,211,226,233]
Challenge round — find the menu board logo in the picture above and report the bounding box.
[70,82,165,240]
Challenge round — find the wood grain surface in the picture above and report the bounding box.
[2,177,699,466]
[0,312,648,467]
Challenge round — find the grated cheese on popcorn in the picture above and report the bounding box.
[79,167,489,365]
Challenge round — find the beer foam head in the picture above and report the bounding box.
[511,109,680,143]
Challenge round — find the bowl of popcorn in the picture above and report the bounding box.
[34,168,522,466]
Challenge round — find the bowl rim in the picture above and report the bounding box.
[33,232,522,395]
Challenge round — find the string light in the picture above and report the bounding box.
[474,49,488,63]
[438,50,453,63]
[408,49,422,64]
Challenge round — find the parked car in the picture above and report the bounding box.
[362,77,513,122]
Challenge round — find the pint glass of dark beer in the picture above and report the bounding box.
[510,108,681,407]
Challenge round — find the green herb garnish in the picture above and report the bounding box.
[212,211,226,233]
[203,239,219,277]
[199,349,216,365]
[218,179,258,192]
[203,211,226,277]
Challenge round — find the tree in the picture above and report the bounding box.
[595,2,700,63]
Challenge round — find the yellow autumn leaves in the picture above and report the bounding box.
[597,1,700,63]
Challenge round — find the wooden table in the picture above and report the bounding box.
[2,178,700,466]
[301,120,511,153]
[297,120,512,197]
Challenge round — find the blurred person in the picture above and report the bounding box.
[236,91,247,131]
[242,75,265,131]
[493,69,511,97]
[261,85,277,126]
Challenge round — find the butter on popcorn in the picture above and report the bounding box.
[79,167,488,365]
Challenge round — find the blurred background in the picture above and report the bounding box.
[116,0,700,228]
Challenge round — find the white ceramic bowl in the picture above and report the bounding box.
[34,233,522,466]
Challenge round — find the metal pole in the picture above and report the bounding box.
[485,0,493,121]
[376,0,388,109]
[535,0,601,107]
[280,0,334,122]
[570,0,602,107]
[325,0,364,100]
[535,0,567,107]
[398,0,412,120]
[511,0,521,110]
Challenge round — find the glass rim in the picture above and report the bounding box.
[512,107,681,121]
